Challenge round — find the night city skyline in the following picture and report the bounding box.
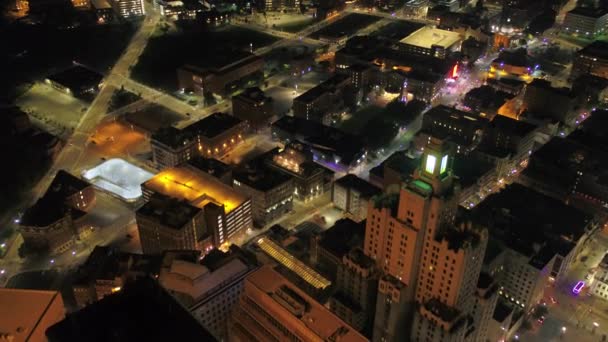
[1,0,608,341]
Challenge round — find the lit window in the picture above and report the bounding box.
[425,155,436,174]
[440,155,448,174]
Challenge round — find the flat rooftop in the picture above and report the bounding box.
[153,112,243,149]
[46,65,103,91]
[160,257,249,303]
[137,193,202,230]
[568,6,608,18]
[472,183,592,256]
[83,158,154,201]
[143,166,247,213]
[187,156,232,179]
[246,266,367,342]
[578,41,608,59]
[335,174,381,198]
[0,288,63,342]
[21,197,85,227]
[400,26,461,49]
[233,163,293,192]
[318,218,366,262]
[257,237,331,290]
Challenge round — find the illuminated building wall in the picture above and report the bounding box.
[151,113,248,170]
[142,167,253,248]
[109,0,145,18]
[365,138,490,342]
[136,194,204,255]
[71,0,90,8]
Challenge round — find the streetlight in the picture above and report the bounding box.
[562,327,567,333]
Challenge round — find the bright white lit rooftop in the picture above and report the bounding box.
[400,26,462,49]
[83,158,155,201]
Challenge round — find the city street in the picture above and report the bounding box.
[519,231,608,341]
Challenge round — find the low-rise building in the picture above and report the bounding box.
[414,105,488,154]
[490,49,533,77]
[591,254,608,300]
[332,174,382,222]
[108,0,144,17]
[271,116,367,172]
[475,183,595,309]
[397,26,462,59]
[159,247,258,341]
[20,170,95,255]
[265,144,332,201]
[292,74,352,124]
[563,6,608,38]
[476,115,538,162]
[71,245,161,308]
[151,112,247,169]
[403,0,429,18]
[0,288,65,342]
[177,53,263,96]
[523,79,576,123]
[232,161,294,227]
[518,126,608,216]
[572,40,608,80]
[463,85,514,119]
[262,0,299,12]
[231,87,274,130]
[45,65,103,99]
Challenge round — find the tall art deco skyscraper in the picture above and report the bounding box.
[365,137,488,342]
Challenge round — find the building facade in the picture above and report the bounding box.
[151,112,247,170]
[231,87,274,130]
[332,174,382,222]
[365,138,491,342]
[158,247,258,341]
[177,54,264,96]
[572,41,608,80]
[232,164,295,227]
[563,6,608,38]
[142,166,253,248]
[229,266,368,342]
[329,248,378,334]
[136,193,204,255]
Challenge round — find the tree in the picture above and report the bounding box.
[363,117,398,150]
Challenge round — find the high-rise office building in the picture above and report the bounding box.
[365,136,489,341]
[329,248,379,334]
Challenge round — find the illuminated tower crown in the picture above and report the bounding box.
[415,137,455,197]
